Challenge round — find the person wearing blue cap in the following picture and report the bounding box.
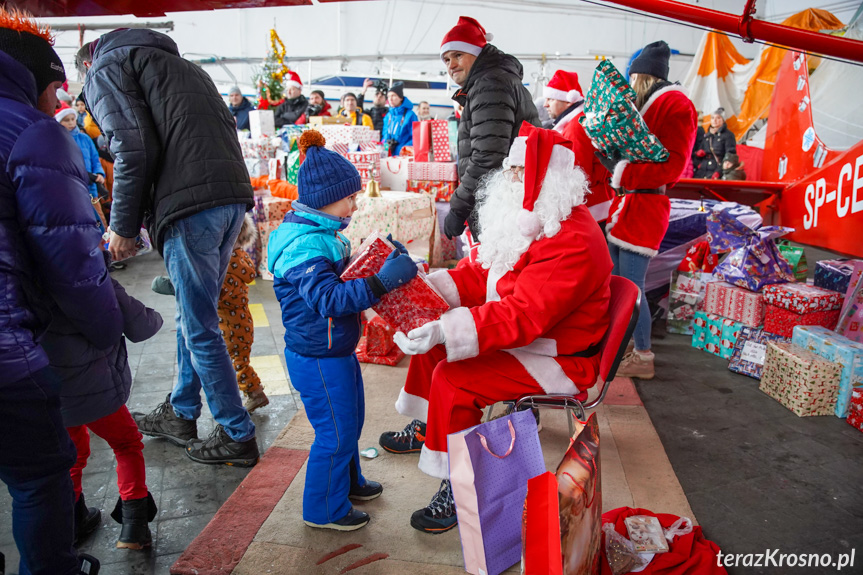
[266,130,418,531]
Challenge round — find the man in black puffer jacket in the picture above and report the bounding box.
[273,70,309,127]
[440,17,540,240]
[78,29,259,468]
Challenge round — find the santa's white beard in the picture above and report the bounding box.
[475,166,589,275]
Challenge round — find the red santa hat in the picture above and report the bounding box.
[440,16,493,59]
[543,70,583,103]
[505,122,575,237]
[285,69,302,90]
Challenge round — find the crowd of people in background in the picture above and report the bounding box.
[1,5,718,571]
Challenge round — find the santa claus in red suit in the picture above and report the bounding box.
[544,69,614,226]
[595,40,698,381]
[379,123,612,535]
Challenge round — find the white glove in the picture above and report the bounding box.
[393,321,446,355]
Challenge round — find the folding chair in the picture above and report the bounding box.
[503,275,642,435]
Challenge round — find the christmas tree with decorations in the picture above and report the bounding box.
[254,29,290,107]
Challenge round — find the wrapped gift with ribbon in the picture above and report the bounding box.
[760,341,841,417]
[341,233,449,333]
[762,283,844,338]
[706,208,796,291]
[793,325,863,417]
[579,59,669,163]
[728,327,787,380]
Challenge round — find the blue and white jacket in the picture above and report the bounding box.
[268,203,379,358]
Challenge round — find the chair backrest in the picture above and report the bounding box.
[598,276,641,383]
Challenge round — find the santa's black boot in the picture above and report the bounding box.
[111,492,157,550]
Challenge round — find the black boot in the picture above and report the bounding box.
[110,492,157,550]
[74,494,101,546]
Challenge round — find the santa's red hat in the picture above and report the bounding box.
[543,70,583,103]
[285,69,302,90]
[440,16,493,59]
[504,122,575,237]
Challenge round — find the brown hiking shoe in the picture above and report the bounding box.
[616,350,655,380]
[244,388,269,413]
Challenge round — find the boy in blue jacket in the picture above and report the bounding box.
[267,130,417,531]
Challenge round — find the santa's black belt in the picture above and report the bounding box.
[560,342,601,358]
[616,185,667,197]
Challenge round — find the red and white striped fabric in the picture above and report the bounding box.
[703,281,765,328]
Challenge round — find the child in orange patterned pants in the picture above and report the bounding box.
[151,213,268,412]
[220,213,269,412]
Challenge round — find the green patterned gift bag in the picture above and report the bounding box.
[286,138,301,186]
[579,59,669,163]
[776,240,808,282]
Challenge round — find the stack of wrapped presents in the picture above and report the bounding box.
[680,208,863,428]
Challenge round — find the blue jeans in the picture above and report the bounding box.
[0,367,79,575]
[609,242,652,352]
[284,349,366,524]
[164,204,255,442]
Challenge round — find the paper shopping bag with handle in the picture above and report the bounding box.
[448,410,546,575]
[522,412,602,575]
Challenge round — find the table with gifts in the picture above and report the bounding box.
[341,191,436,255]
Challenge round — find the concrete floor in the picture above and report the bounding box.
[1,242,862,575]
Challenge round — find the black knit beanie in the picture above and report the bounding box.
[630,40,670,81]
[0,28,65,95]
[388,81,405,101]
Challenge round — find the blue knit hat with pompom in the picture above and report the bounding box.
[297,130,362,209]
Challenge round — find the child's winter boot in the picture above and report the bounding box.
[111,492,157,549]
[74,493,101,545]
[244,387,269,413]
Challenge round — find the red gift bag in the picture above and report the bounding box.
[412,120,452,163]
[412,121,432,162]
[523,472,563,575]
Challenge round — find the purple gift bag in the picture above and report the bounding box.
[448,410,546,575]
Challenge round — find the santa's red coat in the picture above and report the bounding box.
[428,205,612,395]
[605,86,698,257]
[554,108,614,223]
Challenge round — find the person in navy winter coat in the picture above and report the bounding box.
[1,8,122,575]
[381,82,418,156]
[228,85,255,131]
[267,130,418,532]
[43,270,163,550]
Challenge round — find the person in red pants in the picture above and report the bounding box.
[43,273,163,549]
[380,124,612,534]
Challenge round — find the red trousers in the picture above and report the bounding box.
[400,345,545,479]
[66,405,148,501]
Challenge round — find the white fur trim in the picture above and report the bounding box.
[543,86,583,103]
[427,270,461,308]
[548,144,575,172]
[507,136,528,167]
[394,388,429,421]
[611,159,629,189]
[607,233,659,257]
[285,80,302,90]
[517,209,542,238]
[588,199,613,222]
[441,307,480,362]
[605,194,626,233]
[504,349,578,395]
[485,32,494,42]
[418,444,450,479]
[512,337,558,356]
[486,266,505,303]
[440,41,483,58]
[639,84,689,116]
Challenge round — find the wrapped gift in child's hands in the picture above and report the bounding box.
[341,232,449,333]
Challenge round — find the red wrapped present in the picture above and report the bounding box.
[356,336,406,366]
[430,120,452,162]
[847,388,863,432]
[341,233,450,333]
[345,151,381,186]
[762,283,844,315]
[407,161,458,182]
[365,316,395,356]
[764,306,841,339]
[677,240,719,273]
[407,179,457,202]
[703,281,765,328]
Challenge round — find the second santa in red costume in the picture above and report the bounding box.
[379,123,612,535]
[544,69,614,226]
